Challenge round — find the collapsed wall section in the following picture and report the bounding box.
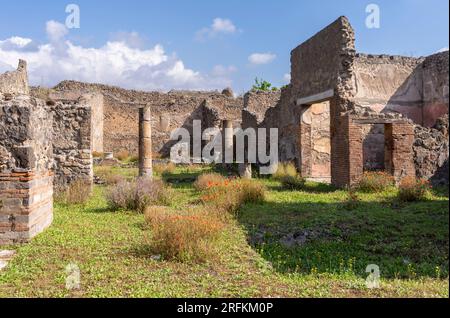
[353,54,424,123]
[414,116,449,186]
[0,96,53,244]
[51,81,243,158]
[422,52,449,127]
[48,100,93,191]
[0,60,29,96]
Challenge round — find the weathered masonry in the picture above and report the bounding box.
[0,61,97,243]
[242,16,449,187]
[38,82,243,158]
[0,96,54,244]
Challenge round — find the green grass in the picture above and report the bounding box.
[0,167,448,298]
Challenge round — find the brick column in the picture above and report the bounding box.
[139,105,153,178]
[348,118,364,187]
[385,122,416,183]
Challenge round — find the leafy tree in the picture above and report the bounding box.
[252,77,278,91]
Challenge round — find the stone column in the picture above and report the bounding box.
[223,120,234,166]
[238,163,252,179]
[139,105,153,178]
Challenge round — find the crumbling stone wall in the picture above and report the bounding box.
[31,89,104,155]
[48,101,93,190]
[353,54,424,123]
[334,111,416,188]
[0,96,53,244]
[243,90,281,124]
[51,81,243,158]
[249,16,448,188]
[242,86,305,168]
[0,60,29,96]
[422,52,449,127]
[353,51,449,128]
[414,116,449,186]
[291,16,355,104]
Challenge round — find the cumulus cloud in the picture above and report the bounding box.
[248,52,276,65]
[211,64,237,77]
[283,73,291,83]
[0,21,233,91]
[46,20,68,42]
[196,18,239,41]
[110,31,147,49]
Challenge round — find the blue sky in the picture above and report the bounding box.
[0,0,448,94]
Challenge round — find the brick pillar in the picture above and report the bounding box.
[1,99,54,245]
[348,118,364,187]
[385,122,416,183]
[330,114,364,188]
[0,171,54,244]
[331,113,349,188]
[139,106,153,178]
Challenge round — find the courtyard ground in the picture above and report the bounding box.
[0,166,448,298]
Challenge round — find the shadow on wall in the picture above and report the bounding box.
[431,158,449,186]
[159,104,205,158]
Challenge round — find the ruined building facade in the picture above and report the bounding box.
[33,82,243,158]
[242,16,449,187]
[1,16,448,244]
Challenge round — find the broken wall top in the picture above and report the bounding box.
[290,16,356,101]
[0,96,53,173]
[0,60,29,96]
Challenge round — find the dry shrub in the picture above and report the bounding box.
[128,155,139,163]
[280,175,306,191]
[273,163,305,190]
[107,177,170,212]
[57,179,92,205]
[104,174,125,185]
[398,177,431,202]
[153,162,176,175]
[95,166,125,185]
[144,206,224,262]
[357,171,395,193]
[239,179,266,204]
[273,162,298,180]
[115,150,130,161]
[194,173,226,191]
[198,177,266,215]
[342,189,361,210]
[92,151,104,158]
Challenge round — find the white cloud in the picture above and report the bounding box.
[212,18,237,33]
[196,18,239,41]
[0,36,32,49]
[46,20,68,42]
[0,21,233,91]
[211,65,237,77]
[248,52,276,65]
[283,73,291,83]
[437,47,449,53]
[110,31,147,49]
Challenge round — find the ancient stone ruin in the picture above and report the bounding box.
[241,16,449,188]
[1,64,53,243]
[0,16,448,244]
